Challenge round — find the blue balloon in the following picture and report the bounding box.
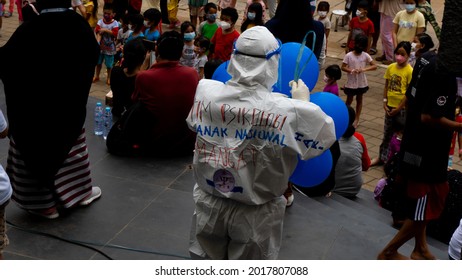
[310,92,349,140]
[289,150,333,188]
[211,61,231,83]
[276,42,319,97]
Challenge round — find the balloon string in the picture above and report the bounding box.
[294,31,316,82]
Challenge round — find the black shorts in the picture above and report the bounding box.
[344,86,369,96]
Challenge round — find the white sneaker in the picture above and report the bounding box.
[286,194,294,207]
[79,186,102,206]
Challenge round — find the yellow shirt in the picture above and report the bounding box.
[393,10,425,44]
[384,63,413,108]
[84,2,97,29]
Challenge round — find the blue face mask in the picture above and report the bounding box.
[405,4,416,12]
[247,12,256,21]
[184,32,196,41]
[207,13,217,21]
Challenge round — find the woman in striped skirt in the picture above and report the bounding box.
[0,0,102,219]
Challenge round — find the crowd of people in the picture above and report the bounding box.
[0,0,461,261]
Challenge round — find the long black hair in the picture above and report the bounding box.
[241,2,264,32]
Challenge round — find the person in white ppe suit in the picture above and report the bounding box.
[187,26,336,260]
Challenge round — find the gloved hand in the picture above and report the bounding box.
[289,79,310,102]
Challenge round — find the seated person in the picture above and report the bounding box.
[333,105,371,198]
[130,31,199,156]
[110,38,146,119]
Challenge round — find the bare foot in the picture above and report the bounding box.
[92,77,100,83]
[410,250,436,260]
[377,250,410,260]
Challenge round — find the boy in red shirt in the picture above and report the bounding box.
[345,1,374,54]
[210,7,240,61]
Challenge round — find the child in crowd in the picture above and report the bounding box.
[243,0,266,22]
[346,0,374,54]
[84,0,98,30]
[189,0,208,28]
[125,13,145,43]
[143,8,162,42]
[240,2,264,33]
[115,15,131,65]
[94,3,120,85]
[194,36,210,79]
[0,109,11,260]
[167,0,181,28]
[197,2,218,41]
[179,21,197,67]
[323,64,341,96]
[371,41,413,166]
[315,1,331,41]
[210,7,239,61]
[341,34,377,128]
[217,0,236,11]
[204,58,223,79]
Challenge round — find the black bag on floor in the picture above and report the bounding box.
[106,101,154,156]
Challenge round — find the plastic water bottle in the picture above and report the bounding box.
[103,106,113,140]
[94,102,104,136]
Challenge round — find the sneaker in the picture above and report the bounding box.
[375,55,386,61]
[3,12,12,18]
[286,194,294,207]
[79,186,102,206]
[382,60,393,65]
[27,208,59,219]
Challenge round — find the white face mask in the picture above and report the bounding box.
[323,75,330,83]
[318,11,327,17]
[144,20,151,28]
[411,42,417,50]
[128,24,133,30]
[220,21,231,30]
[356,10,363,17]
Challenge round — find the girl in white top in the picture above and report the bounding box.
[341,33,377,128]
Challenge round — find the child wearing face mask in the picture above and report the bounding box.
[209,7,239,61]
[345,1,374,54]
[315,1,331,41]
[243,0,266,22]
[392,0,425,50]
[371,41,413,167]
[240,2,264,33]
[144,8,162,42]
[193,36,210,79]
[198,2,219,41]
[125,14,145,43]
[179,21,197,67]
[341,34,377,128]
[94,3,120,85]
[323,64,341,96]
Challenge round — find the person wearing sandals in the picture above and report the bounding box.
[0,0,102,219]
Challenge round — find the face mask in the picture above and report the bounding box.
[220,21,231,30]
[323,75,330,83]
[184,32,196,41]
[405,4,416,12]
[411,42,417,50]
[395,54,407,64]
[247,12,256,21]
[128,24,133,30]
[144,20,151,28]
[207,13,216,21]
[356,10,362,17]
[318,11,327,17]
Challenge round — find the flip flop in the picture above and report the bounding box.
[369,48,377,55]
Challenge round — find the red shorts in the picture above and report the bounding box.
[406,180,449,221]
